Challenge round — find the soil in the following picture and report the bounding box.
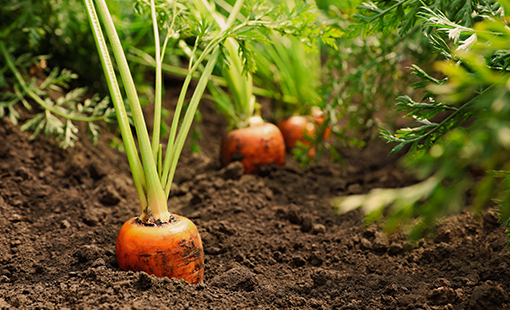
[1,96,510,310]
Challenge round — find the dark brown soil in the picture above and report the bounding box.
[1,98,510,310]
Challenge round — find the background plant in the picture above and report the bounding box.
[263,0,429,164]
[0,45,116,148]
[165,0,334,130]
[333,0,510,238]
[0,0,140,147]
[251,34,322,121]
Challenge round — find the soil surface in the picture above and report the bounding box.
[1,96,510,310]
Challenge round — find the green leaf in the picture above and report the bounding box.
[389,142,406,155]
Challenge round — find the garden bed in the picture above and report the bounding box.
[0,100,509,310]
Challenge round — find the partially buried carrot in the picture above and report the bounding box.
[221,116,285,174]
[85,0,225,285]
[116,215,204,284]
[278,114,331,158]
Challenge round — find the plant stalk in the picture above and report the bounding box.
[83,0,147,209]
[94,0,169,222]
[151,0,163,163]
[164,47,221,196]
[161,0,247,194]
[128,46,298,103]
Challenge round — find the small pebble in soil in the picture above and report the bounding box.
[292,255,306,267]
[74,244,102,263]
[284,205,302,225]
[9,214,25,223]
[83,208,100,227]
[10,239,21,248]
[435,227,452,243]
[311,223,326,234]
[360,238,372,250]
[218,161,244,180]
[300,214,313,232]
[235,253,246,263]
[15,167,31,180]
[427,286,456,305]
[311,269,335,287]
[372,232,389,252]
[483,210,500,227]
[433,278,451,288]
[96,183,121,206]
[91,258,106,267]
[308,251,324,266]
[388,242,403,255]
[60,220,72,229]
[213,178,225,189]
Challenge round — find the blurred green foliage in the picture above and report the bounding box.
[308,0,427,165]
[251,34,322,120]
[2,0,100,89]
[332,0,510,238]
[0,0,154,90]
[0,0,156,146]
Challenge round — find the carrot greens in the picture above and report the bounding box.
[84,0,247,223]
[83,0,323,221]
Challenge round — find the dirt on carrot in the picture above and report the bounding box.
[0,100,509,310]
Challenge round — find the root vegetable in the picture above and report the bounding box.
[85,0,244,285]
[221,117,285,174]
[116,215,204,284]
[278,115,331,158]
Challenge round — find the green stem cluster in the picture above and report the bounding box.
[84,0,244,223]
[127,47,297,105]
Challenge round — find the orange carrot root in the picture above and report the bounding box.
[278,115,331,158]
[220,122,285,174]
[116,215,204,284]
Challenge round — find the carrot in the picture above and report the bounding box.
[116,216,204,284]
[278,115,314,150]
[85,0,246,284]
[221,117,285,174]
[313,115,332,141]
[278,115,331,158]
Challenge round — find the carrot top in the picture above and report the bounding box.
[84,0,245,223]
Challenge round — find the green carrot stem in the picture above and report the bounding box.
[150,0,163,162]
[161,0,246,194]
[159,36,224,187]
[83,0,148,208]
[223,37,253,124]
[164,46,221,196]
[128,47,298,104]
[94,0,169,221]
[193,0,254,127]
